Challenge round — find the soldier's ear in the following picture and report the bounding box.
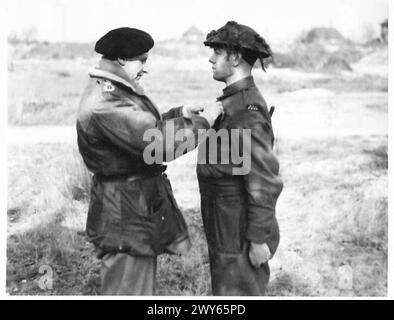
[232,52,242,67]
[117,57,127,66]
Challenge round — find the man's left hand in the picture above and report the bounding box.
[249,242,271,268]
[182,105,204,119]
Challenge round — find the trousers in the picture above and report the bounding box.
[198,176,270,296]
[100,252,156,295]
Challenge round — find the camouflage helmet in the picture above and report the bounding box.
[204,21,273,70]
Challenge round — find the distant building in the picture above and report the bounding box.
[302,27,346,45]
[182,25,204,43]
[380,19,388,43]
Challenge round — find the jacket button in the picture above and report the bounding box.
[161,216,165,220]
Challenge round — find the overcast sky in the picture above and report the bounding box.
[5,0,388,43]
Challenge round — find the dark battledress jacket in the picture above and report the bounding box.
[76,59,210,257]
[197,76,283,295]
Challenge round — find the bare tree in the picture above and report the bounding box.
[8,27,39,44]
[8,30,20,44]
[22,26,38,44]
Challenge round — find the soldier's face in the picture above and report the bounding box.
[123,53,149,82]
[209,47,234,82]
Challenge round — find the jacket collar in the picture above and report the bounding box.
[217,76,256,101]
[89,59,161,118]
[89,58,144,94]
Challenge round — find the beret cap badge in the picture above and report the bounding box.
[103,80,115,92]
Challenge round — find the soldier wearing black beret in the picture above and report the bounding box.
[76,27,223,295]
[197,21,283,295]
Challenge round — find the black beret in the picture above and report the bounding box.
[95,27,154,59]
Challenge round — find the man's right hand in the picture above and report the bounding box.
[199,102,224,127]
[182,105,204,119]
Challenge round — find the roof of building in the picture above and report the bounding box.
[303,27,346,43]
[182,26,204,38]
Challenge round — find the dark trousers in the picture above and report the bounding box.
[199,176,270,296]
[100,252,156,295]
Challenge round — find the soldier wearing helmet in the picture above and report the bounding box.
[197,21,283,295]
[76,27,223,295]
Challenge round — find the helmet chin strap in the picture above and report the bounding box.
[259,56,266,72]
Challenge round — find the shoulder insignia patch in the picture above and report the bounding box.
[103,80,115,92]
[246,104,259,111]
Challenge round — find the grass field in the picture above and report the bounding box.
[7,55,388,296]
[8,54,387,126]
[7,135,387,296]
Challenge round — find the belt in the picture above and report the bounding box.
[198,176,245,196]
[95,167,165,183]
